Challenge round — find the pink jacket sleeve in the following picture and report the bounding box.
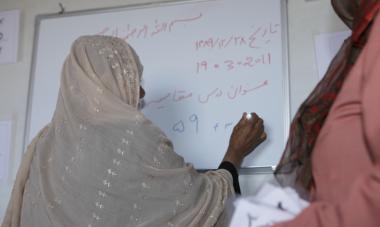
[275,16,380,227]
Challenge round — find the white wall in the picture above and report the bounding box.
[0,0,348,222]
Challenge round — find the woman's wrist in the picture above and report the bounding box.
[218,161,241,194]
[222,150,243,168]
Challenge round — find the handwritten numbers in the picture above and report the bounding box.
[189,114,199,133]
[172,121,185,133]
[213,122,233,132]
[224,60,234,71]
[172,114,199,134]
[172,115,236,134]
[196,61,208,74]
[243,57,254,67]
[194,23,280,52]
[195,53,272,75]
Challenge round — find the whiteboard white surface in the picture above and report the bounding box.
[26,0,289,170]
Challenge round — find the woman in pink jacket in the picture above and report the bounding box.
[274,0,380,226]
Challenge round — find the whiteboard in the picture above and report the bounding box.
[25,0,290,171]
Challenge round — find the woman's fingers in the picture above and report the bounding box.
[260,132,267,141]
[234,112,248,131]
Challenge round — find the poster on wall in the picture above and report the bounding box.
[0,9,20,64]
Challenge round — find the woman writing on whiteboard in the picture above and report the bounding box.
[2,36,266,227]
[230,0,380,226]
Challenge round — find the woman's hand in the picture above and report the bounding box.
[222,112,266,168]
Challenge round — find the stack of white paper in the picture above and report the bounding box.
[229,183,309,227]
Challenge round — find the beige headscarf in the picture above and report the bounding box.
[2,36,234,227]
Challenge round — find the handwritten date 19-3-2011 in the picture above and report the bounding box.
[196,53,271,74]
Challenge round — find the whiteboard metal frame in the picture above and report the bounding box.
[24,0,290,174]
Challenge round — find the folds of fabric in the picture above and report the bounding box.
[274,12,380,227]
[2,36,235,227]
